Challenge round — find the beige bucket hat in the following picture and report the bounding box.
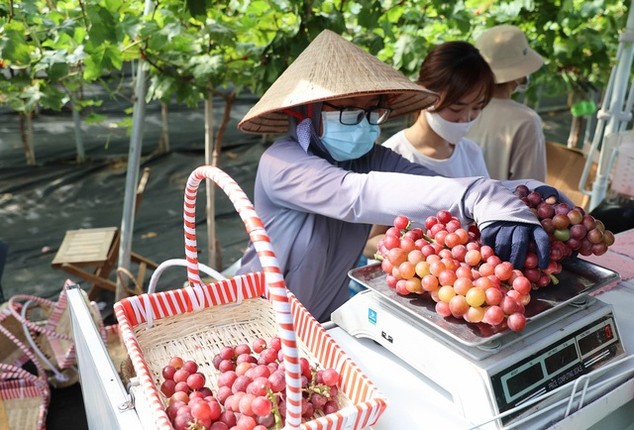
[475,25,544,84]
[238,29,438,134]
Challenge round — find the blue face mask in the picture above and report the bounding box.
[320,111,380,161]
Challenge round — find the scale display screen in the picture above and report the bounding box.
[506,362,544,398]
[544,343,578,375]
[579,323,614,356]
[491,314,621,417]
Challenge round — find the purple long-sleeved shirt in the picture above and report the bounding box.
[237,137,541,322]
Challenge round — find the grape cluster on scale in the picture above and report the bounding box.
[375,185,615,333]
[159,335,341,430]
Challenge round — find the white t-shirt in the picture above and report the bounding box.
[382,130,490,178]
[466,97,546,181]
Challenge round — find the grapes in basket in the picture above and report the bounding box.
[374,186,615,332]
[159,336,341,430]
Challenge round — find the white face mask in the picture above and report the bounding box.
[424,110,477,145]
[514,75,530,94]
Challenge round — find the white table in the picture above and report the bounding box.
[69,285,634,430]
[68,229,634,430]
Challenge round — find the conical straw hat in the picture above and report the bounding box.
[239,29,438,134]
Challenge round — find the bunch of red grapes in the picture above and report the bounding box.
[159,335,340,430]
[376,186,616,332]
[376,210,531,331]
[513,184,615,288]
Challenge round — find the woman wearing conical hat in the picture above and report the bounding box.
[236,30,563,322]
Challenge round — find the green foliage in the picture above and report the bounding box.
[465,0,628,99]
[0,0,629,146]
[0,72,42,113]
[1,21,34,66]
[138,0,302,106]
[0,0,141,114]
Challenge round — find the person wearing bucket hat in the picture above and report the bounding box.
[467,24,547,182]
[364,40,494,259]
[235,29,562,322]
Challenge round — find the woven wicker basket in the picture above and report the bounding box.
[7,283,104,388]
[0,305,31,368]
[115,165,387,430]
[0,366,50,430]
[0,307,50,430]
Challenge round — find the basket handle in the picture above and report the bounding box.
[7,294,73,342]
[0,312,50,386]
[116,267,145,296]
[184,165,303,429]
[17,298,76,386]
[143,258,235,329]
[147,258,228,295]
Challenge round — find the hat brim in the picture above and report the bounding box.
[238,30,438,134]
[493,49,544,84]
[240,89,437,134]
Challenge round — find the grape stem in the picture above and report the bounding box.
[548,273,560,285]
[187,420,204,430]
[305,368,331,397]
[422,234,434,243]
[266,388,284,430]
[304,382,331,397]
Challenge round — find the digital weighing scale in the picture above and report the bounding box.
[331,259,628,429]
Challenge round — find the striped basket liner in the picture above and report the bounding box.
[114,165,387,430]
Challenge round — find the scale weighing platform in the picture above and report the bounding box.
[331,259,630,429]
